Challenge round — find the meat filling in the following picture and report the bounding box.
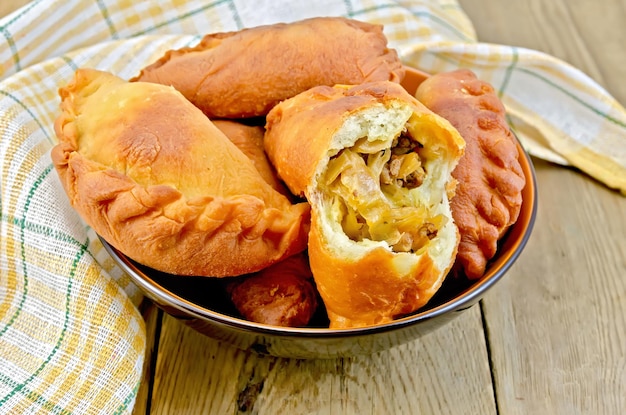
[324,128,445,253]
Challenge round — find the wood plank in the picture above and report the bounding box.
[132,300,162,415]
[483,161,626,414]
[151,307,497,415]
[458,0,626,105]
[458,0,626,413]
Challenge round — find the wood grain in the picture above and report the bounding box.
[482,160,626,414]
[458,0,626,105]
[459,0,626,413]
[132,301,162,415]
[150,308,496,415]
[3,1,623,414]
[146,1,626,413]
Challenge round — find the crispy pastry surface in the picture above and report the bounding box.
[214,120,317,327]
[415,69,526,279]
[51,68,310,277]
[212,120,291,197]
[265,81,465,328]
[225,253,318,327]
[132,17,405,118]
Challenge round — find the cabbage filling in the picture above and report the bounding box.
[324,128,446,253]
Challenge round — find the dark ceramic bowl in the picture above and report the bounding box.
[100,67,537,359]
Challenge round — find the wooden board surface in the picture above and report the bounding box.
[483,158,626,414]
[460,1,626,413]
[149,308,496,415]
[140,0,626,410]
[2,1,624,414]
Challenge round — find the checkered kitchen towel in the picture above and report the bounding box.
[1,0,625,413]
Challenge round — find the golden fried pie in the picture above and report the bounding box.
[264,81,465,328]
[212,120,291,197]
[225,252,318,327]
[415,69,526,279]
[132,17,405,118]
[51,68,310,277]
[213,120,317,327]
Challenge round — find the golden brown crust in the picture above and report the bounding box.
[308,212,447,328]
[225,253,318,327]
[212,120,291,197]
[415,69,526,279]
[265,81,464,197]
[51,68,310,277]
[264,84,374,197]
[131,17,405,118]
[264,81,465,328]
[214,120,317,327]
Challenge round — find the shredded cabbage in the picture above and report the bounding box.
[323,131,444,253]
